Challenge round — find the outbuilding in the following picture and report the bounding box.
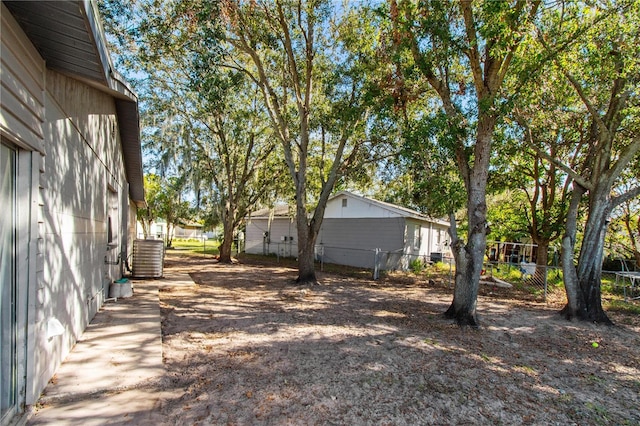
[245,191,451,270]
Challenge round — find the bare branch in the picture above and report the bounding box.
[611,185,640,210]
[530,144,593,191]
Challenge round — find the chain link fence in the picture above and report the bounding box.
[479,261,561,302]
[266,243,640,304]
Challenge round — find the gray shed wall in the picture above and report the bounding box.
[245,217,297,257]
[317,218,406,269]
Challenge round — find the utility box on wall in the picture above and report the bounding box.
[132,239,165,278]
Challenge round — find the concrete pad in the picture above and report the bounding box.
[27,387,173,426]
[27,279,168,425]
[40,282,162,400]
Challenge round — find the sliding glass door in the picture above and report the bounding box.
[0,142,16,423]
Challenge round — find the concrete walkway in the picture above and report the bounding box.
[26,271,195,425]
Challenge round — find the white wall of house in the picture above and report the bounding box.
[174,226,203,239]
[136,220,204,240]
[1,4,138,413]
[1,8,45,417]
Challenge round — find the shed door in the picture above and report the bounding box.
[0,141,17,422]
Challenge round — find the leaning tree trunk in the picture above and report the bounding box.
[560,185,586,319]
[574,186,613,324]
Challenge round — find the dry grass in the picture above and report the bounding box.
[156,253,640,425]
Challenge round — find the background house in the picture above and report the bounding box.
[136,219,205,240]
[0,1,144,422]
[245,191,451,270]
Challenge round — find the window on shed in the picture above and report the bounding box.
[342,198,347,207]
[414,225,421,249]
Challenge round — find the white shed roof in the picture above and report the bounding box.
[248,205,292,219]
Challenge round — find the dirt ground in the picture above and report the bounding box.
[156,253,640,425]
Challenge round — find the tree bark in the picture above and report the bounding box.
[574,185,613,324]
[533,240,550,283]
[444,117,493,327]
[218,218,235,264]
[166,222,174,248]
[444,193,486,327]
[560,184,585,320]
[295,207,318,285]
[560,181,614,325]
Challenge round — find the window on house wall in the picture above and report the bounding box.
[342,198,347,208]
[107,217,113,243]
[107,187,118,246]
[414,225,421,249]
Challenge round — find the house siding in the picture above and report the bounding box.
[324,193,404,218]
[29,69,129,404]
[318,218,406,269]
[1,7,136,411]
[245,217,297,257]
[0,4,45,153]
[245,218,268,254]
[244,193,451,271]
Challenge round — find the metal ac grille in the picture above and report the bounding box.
[132,239,164,278]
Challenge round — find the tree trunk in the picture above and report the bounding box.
[141,219,150,239]
[166,222,174,248]
[295,211,318,285]
[218,217,235,263]
[560,185,585,320]
[574,186,613,324]
[560,184,613,324]
[444,195,486,327]
[533,240,549,283]
[444,116,493,327]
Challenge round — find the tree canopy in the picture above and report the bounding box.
[101,0,640,326]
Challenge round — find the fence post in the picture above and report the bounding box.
[373,248,380,280]
[317,245,324,272]
[544,265,548,302]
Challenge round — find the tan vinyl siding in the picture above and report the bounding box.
[0,4,45,152]
[29,70,128,403]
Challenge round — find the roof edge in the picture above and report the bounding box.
[330,191,450,226]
